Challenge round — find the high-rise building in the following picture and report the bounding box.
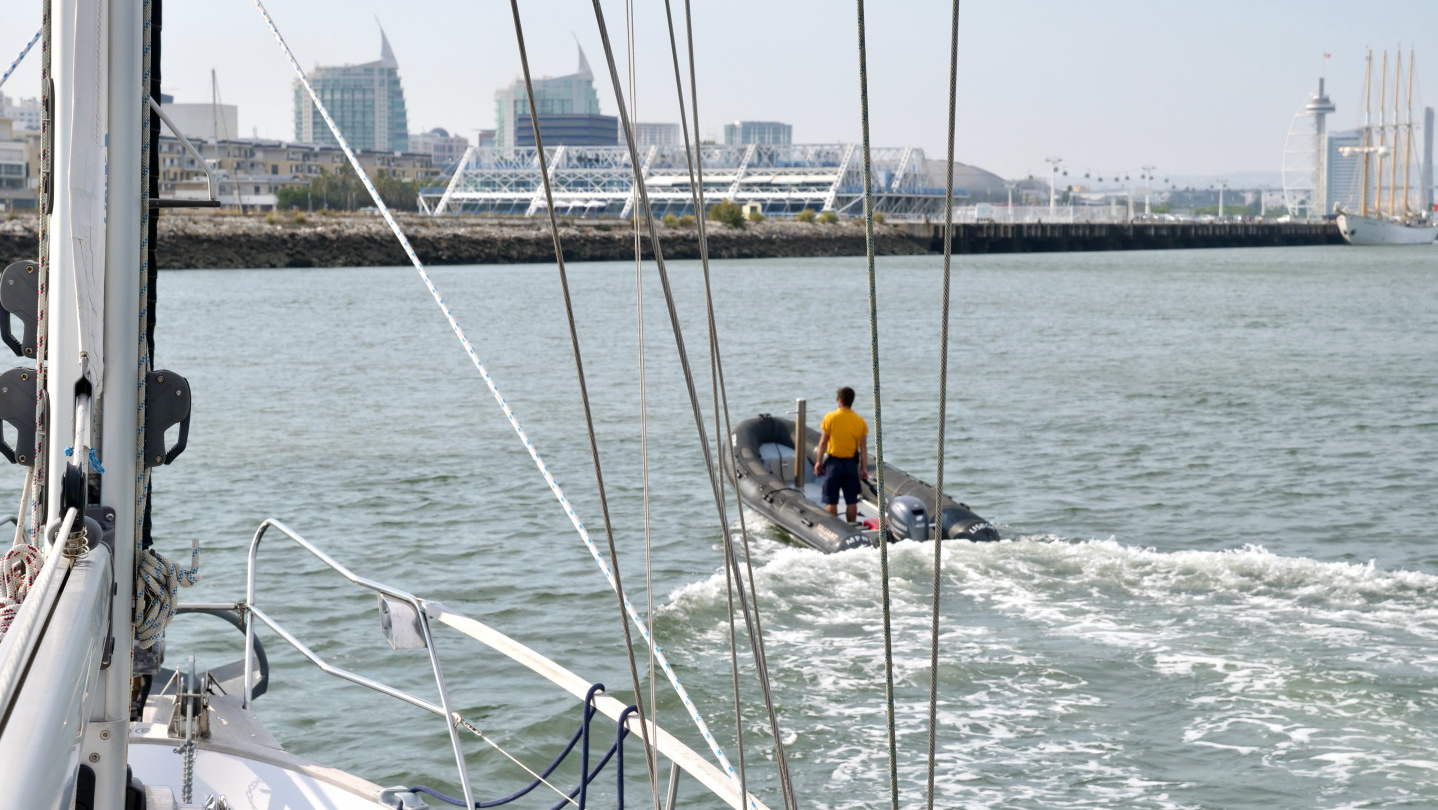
[634,123,680,148]
[294,29,409,152]
[723,121,791,146]
[494,45,617,148]
[410,128,469,171]
[1326,129,1363,214]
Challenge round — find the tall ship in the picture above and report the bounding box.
[1336,49,1438,245]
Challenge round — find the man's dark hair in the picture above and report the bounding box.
[837,386,855,408]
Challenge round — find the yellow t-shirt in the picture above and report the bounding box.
[821,408,868,459]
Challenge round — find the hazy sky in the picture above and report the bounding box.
[2,0,1435,180]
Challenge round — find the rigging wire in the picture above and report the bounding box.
[253,0,733,790]
[927,5,962,805]
[507,2,660,803]
[619,1,665,805]
[853,1,900,807]
[650,6,748,800]
[660,1,797,806]
[0,28,40,92]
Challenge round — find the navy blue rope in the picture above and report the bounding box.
[615,706,637,810]
[409,689,640,809]
[411,684,612,808]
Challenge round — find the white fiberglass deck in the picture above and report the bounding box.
[129,695,382,809]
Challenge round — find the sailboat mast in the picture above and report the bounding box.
[1403,49,1416,215]
[1361,50,1372,217]
[1377,50,1388,217]
[1390,50,1401,215]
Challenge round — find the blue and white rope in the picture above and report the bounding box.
[249,0,741,790]
[0,28,40,92]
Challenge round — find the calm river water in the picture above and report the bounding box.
[12,244,1435,808]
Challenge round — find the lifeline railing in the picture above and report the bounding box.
[238,518,767,810]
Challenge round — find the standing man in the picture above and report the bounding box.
[814,386,869,523]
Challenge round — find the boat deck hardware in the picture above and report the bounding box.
[0,366,37,465]
[0,260,39,357]
[143,370,191,467]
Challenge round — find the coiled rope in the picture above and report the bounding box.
[854,2,899,808]
[0,28,40,92]
[659,1,798,806]
[506,3,660,803]
[927,5,962,807]
[0,542,43,637]
[253,0,734,791]
[134,538,199,649]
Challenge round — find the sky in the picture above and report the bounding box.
[2,0,1436,181]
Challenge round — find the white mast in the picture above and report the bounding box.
[1402,49,1416,216]
[93,0,146,804]
[1361,51,1373,218]
[1377,51,1388,217]
[1390,51,1401,215]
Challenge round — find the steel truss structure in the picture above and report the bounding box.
[419,143,955,220]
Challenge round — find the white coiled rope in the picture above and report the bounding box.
[134,539,200,649]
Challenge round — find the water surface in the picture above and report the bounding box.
[18,244,1436,808]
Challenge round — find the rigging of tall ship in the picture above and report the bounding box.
[1335,48,1438,245]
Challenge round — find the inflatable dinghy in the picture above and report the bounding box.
[730,412,999,554]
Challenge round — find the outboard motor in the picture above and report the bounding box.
[887,495,929,542]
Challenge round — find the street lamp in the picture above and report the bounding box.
[1218,179,1228,220]
[1140,165,1156,217]
[1045,156,1063,219]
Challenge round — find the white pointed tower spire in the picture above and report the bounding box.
[377,18,398,68]
[573,34,593,81]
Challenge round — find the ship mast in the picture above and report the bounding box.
[1403,49,1416,217]
[1390,50,1401,216]
[1361,50,1372,217]
[1377,50,1388,217]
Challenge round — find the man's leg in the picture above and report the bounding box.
[845,503,858,523]
[826,504,838,515]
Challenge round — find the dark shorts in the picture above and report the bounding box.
[821,455,860,506]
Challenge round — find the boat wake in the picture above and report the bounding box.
[658,518,1438,808]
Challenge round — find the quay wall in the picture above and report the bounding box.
[907,221,1343,253]
[2,214,1342,269]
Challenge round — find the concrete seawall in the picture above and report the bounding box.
[2,213,1342,269]
[905,221,1344,253]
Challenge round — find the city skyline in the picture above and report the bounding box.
[2,0,1437,179]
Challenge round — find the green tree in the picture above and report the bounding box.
[708,199,746,229]
[796,208,817,223]
[818,210,839,224]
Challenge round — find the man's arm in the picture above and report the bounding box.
[859,435,869,480]
[814,429,830,474]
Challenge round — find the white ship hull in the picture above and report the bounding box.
[1337,213,1438,245]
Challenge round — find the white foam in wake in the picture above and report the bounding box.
[659,532,1438,808]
